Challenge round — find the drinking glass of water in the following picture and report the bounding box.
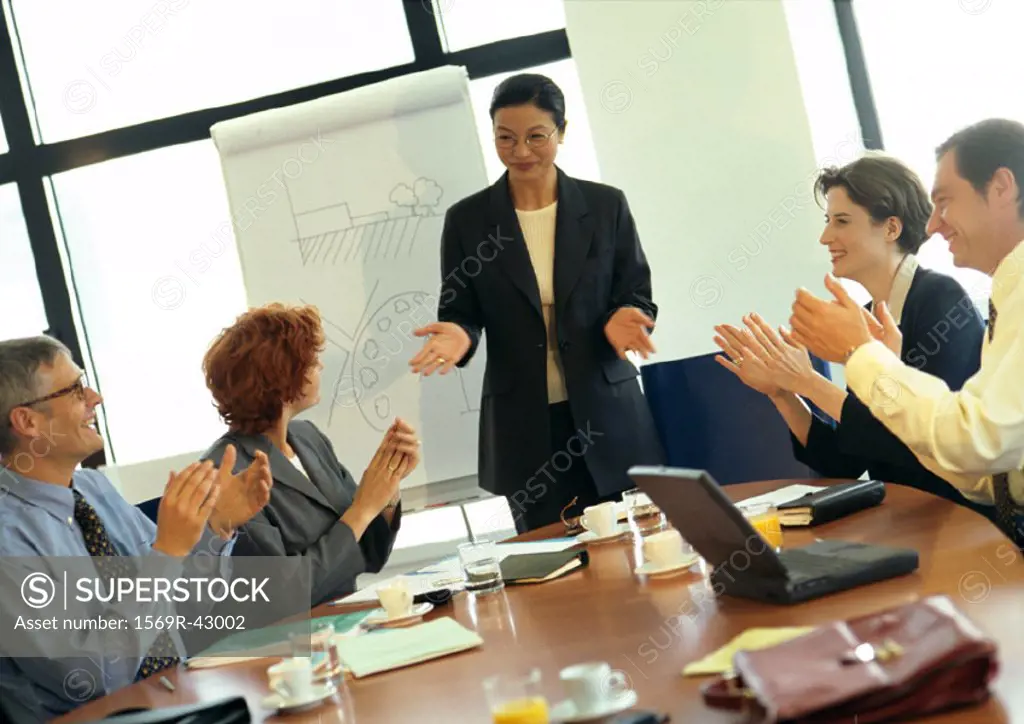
[458,540,505,595]
[622,488,666,536]
[289,620,343,690]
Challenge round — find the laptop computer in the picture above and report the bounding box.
[629,466,920,604]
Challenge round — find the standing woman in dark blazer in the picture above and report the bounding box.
[409,74,665,533]
[713,154,992,516]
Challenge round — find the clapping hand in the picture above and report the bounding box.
[789,275,875,363]
[154,461,220,557]
[714,323,782,397]
[604,307,656,360]
[409,322,471,376]
[864,301,902,356]
[385,417,421,479]
[207,445,273,539]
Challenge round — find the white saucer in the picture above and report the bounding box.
[551,690,638,722]
[634,553,700,577]
[362,602,433,628]
[261,682,334,714]
[577,523,631,544]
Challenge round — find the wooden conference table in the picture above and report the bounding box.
[58,480,1024,723]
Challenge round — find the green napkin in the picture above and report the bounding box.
[336,617,483,677]
[193,610,373,658]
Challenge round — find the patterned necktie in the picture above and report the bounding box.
[986,303,1019,543]
[72,489,180,680]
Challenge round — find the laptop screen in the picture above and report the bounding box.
[629,466,789,579]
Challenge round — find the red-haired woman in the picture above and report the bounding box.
[200,303,419,606]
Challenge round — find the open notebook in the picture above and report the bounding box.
[335,617,483,677]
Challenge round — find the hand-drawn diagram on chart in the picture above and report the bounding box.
[310,280,480,435]
[286,178,444,267]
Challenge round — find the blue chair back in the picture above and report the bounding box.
[136,496,161,524]
[640,351,832,485]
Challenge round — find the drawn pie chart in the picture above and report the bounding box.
[351,290,431,432]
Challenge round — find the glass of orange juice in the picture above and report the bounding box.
[740,502,784,551]
[483,669,549,724]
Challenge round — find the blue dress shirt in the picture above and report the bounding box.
[0,467,236,721]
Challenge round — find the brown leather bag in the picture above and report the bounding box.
[701,595,999,723]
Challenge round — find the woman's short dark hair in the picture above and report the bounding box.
[814,153,933,254]
[936,118,1024,219]
[489,73,566,131]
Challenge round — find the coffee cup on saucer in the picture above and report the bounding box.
[642,529,688,568]
[267,658,314,703]
[377,579,413,619]
[580,502,618,538]
[559,662,631,716]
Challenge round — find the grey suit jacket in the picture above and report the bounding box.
[201,419,401,607]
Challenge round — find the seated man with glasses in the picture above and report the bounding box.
[0,335,273,720]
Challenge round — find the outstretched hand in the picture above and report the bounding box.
[409,322,471,376]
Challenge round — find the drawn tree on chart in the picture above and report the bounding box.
[288,177,444,267]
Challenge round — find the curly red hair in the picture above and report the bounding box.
[203,303,325,435]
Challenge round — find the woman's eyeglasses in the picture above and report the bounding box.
[494,127,559,150]
[17,375,89,408]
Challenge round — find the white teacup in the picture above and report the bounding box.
[377,579,413,619]
[581,502,617,537]
[559,661,629,715]
[267,657,314,703]
[642,528,687,567]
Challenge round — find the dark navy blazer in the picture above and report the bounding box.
[792,266,993,518]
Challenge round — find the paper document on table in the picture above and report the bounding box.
[682,627,815,676]
[494,538,579,557]
[736,484,825,509]
[333,538,580,605]
[336,617,483,677]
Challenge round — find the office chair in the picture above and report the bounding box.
[136,496,161,524]
[640,351,832,486]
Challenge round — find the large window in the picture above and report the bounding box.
[0,184,48,340]
[10,0,414,142]
[470,59,601,184]
[852,0,1013,305]
[3,0,574,563]
[434,0,565,52]
[49,140,247,464]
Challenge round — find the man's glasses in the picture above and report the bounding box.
[494,127,559,150]
[17,375,89,408]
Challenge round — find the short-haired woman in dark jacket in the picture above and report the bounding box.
[714,153,992,517]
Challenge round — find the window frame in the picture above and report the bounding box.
[0,0,571,469]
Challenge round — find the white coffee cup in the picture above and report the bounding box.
[559,662,629,715]
[377,579,413,619]
[642,528,686,567]
[267,657,314,703]
[581,502,617,537]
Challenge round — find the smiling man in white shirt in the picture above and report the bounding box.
[787,118,1024,548]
